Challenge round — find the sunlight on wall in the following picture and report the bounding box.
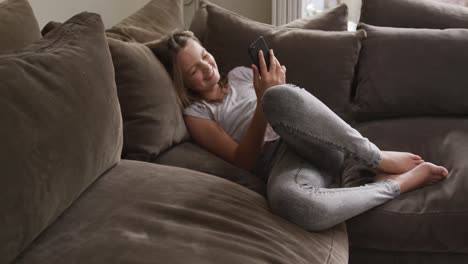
[29,0,151,28]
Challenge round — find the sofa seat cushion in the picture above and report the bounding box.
[342,117,468,253]
[153,141,266,196]
[16,160,348,264]
[349,248,468,264]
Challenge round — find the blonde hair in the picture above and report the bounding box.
[147,30,228,108]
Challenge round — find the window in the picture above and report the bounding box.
[303,0,341,17]
[303,0,358,31]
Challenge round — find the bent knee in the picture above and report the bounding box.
[261,84,311,124]
[262,84,301,113]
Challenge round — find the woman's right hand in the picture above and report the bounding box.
[252,49,286,100]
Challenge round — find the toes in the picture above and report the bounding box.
[435,166,449,177]
[442,167,449,177]
[415,159,425,165]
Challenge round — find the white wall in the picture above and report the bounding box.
[28,0,359,31]
[29,0,151,28]
[342,0,361,22]
[184,0,272,28]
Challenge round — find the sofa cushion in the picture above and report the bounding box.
[203,2,351,74]
[189,0,349,43]
[15,159,348,264]
[202,3,364,120]
[352,23,468,121]
[349,248,468,264]
[0,12,122,263]
[107,0,184,43]
[342,117,468,253]
[41,21,190,161]
[360,0,468,29]
[107,38,189,160]
[0,0,40,52]
[153,141,266,196]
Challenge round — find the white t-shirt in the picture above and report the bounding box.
[183,66,280,144]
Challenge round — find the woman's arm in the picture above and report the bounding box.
[184,108,266,171]
[185,49,286,171]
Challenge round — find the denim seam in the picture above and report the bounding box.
[294,169,397,195]
[271,120,367,166]
[368,147,383,168]
[325,227,335,264]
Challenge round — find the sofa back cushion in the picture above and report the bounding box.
[0,0,40,52]
[107,0,184,42]
[0,12,122,263]
[352,23,468,121]
[42,21,189,162]
[189,0,349,43]
[360,0,468,29]
[108,38,189,161]
[201,3,363,120]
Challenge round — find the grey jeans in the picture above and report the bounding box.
[255,84,400,231]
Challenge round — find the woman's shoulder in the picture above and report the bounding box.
[228,66,252,81]
[183,100,215,119]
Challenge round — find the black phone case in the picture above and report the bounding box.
[248,36,270,71]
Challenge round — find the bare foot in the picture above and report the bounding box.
[376,151,425,174]
[374,162,449,194]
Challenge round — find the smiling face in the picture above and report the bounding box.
[176,39,220,94]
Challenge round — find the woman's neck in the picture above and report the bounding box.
[201,83,225,101]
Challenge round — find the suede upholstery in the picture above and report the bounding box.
[4,0,468,263]
[189,0,349,42]
[202,2,350,74]
[350,249,468,264]
[352,23,468,121]
[360,0,468,29]
[42,23,190,161]
[15,160,349,264]
[0,12,122,264]
[269,29,365,121]
[202,3,363,119]
[107,0,184,43]
[0,0,40,52]
[153,141,266,196]
[42,21,260,195]
[343,118,468,253]
[107,38,189,160]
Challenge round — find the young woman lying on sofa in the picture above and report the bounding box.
[152,30,449,231]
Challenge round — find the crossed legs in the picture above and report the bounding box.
[261,84,448,231]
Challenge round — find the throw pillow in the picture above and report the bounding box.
[0,0,40,52]
[0,12,122,263]
[107,38,189,160]
[352,23,468,121]
[360,0,468,29]
[42,21,189,161]
[107,0,184,43]
[189,0,349,43]
[202,3,364,119]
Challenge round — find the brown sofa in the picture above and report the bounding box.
[1,0,467,263]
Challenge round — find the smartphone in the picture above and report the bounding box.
[248,36,271,72]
